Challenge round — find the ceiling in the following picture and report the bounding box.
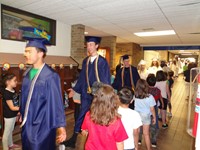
[1,0,200,45]
[169,49,200,55]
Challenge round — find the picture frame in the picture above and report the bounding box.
[1,4,56,45]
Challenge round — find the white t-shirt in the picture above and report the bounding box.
[155,81,167,99]
[90,55,98,63]
[118,106,142,149]
[71,81,81,101]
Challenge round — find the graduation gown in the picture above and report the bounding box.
[112,66,140,91]
[20,64,66,150]
[73,55,110,132]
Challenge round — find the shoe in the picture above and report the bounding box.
[9,144,20,149]
[62,132,78,148]
[162,124,168,129]
[152,142,157,148]
[62,139,76,148]
[138,140,142,145]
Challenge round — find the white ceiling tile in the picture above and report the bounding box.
[1,0,200,45]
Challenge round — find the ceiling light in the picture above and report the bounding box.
[181,53,192,55]
[134,30,176,37]
[84,31,88,35]
[178,51,191,53]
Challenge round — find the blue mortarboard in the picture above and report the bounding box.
[122,54,130,60]
[24,37,51,52]
[85,36,101,44]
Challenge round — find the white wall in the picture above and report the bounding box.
[0,6,71,56]
[144,51,159,68]
[144,50,169,68]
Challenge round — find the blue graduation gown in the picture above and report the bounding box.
[73,55,110,132]
[112,66,140,91]
[20,64,66,150]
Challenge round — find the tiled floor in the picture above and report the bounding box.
[0,75,196,150]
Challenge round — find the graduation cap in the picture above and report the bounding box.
[138,59,146,65]
[24,37,51,52]
[152,57,158,61]
[122,54,130,61]
[85,36,101,44]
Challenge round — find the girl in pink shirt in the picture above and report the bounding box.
[81,84,128,150]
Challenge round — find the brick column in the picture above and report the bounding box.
[71,24,85,68]
[132,43,144,67]
[100,36,117,69]
[116,43,144,67]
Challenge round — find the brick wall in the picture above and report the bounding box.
[116,43,143,67]
[71,24,86,68]
[101,36,117,69]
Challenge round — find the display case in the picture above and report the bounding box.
[187,67,199,137]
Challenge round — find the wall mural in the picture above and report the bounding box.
[1,4,56,45]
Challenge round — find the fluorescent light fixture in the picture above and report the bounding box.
[178,51,191,53]
[181,53,192,55]
[134,30,175,37]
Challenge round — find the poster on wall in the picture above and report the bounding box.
[1,4,56,45]
[98,48,106,58]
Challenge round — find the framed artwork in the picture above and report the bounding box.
[98,47,110,64]
[98,48,106,58]
[1,4,56,45]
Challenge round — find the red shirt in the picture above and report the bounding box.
[149,86,161,102]
[82,112,128,150]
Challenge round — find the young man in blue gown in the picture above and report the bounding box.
[20,38,67,150]
[63,36,111,148]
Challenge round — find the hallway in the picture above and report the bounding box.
[67,75,195,150]
[0,75,196,150]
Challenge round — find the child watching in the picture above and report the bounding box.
[134,79,156,150]
[118,87,142,150]
[155,70,171,129]
[71,69,81,122]
[167,71,174,117]
[2,73,20,150]
[146,74,164,148]
[81,84,128,150]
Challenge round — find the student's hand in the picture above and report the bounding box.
[56,127,67,145]
[19,115,22,123]
[152,117,156,125]
[162,103,164,109]
[81,130,88,136]
[68,88,74,98]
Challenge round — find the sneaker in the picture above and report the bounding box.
[9,144,20,149]
[138,140,142,145]
[152,142,157,148]
[162,124,168,129]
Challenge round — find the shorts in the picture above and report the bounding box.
[159,98,168,110]
[139,113,151,125]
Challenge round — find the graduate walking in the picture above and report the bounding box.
[63,36,111,148]
[20,37,67,150]
[112,55,140,91]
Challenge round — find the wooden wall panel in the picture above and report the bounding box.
[0,66,77,136]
